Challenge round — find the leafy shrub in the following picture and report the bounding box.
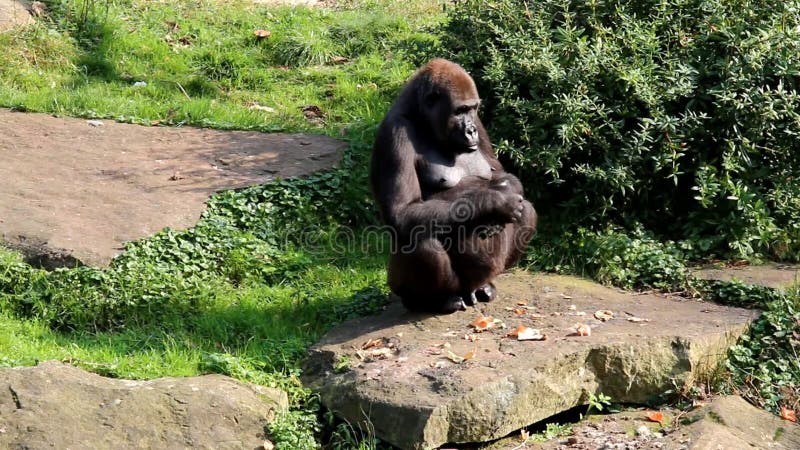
[444,0,800,261]
[727,287,800,412]
[529,226,688,290]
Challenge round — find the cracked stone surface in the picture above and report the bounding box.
[302,271,758,450]
[0,360,288,449]
[0,0,32,32]
[692,262,800,290]
[0,109,344,268]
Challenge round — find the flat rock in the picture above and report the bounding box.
[515,395,800,450]
[0,109,344,267]
[302,271,758,450]
[693,262,800,290]
[664,395,800,450]
[0,360,288,449]
[0,0,32,32]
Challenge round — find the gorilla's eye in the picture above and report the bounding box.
[455,105,471,115]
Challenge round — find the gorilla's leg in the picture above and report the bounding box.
[449,199,537,303]
[387,238,466,313]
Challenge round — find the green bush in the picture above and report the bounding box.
[444,0,800,261]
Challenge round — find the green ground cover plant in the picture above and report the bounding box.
[0,0,798,446]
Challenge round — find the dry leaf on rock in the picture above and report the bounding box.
[594,310,614,321]
[627,316,651,323]
[506,325,547,341]
[572,323,591,336]
[360,338,383,350]
[644,411,664,423]
[471,315,494,332]
[463,348,477,361]
[780,406,798,422]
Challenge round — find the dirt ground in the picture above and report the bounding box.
[0,109,344,267]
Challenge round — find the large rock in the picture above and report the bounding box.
[0,109,344,268]
[0,0,32,32]
[519,395,800,450]
[666,395,800,449]
[693,262,800,290]
[0,361,288,449]
[302,271,758,450]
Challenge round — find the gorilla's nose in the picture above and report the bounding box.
[466,124,477,137]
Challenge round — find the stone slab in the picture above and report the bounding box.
[302,271,758,450]
[0,360,288,449]
[0,0,31,32]
[0,109,344,267]
[693,263,799,290]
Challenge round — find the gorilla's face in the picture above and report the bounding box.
[420,77,481,153]
[446,98,481,152]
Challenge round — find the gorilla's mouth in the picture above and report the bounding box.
[467,144,479,151]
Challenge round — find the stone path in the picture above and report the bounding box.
[0,0,31,32]
[0,361,287,449]
[0,109,344,267]
[302,271,758,450]
[693,262,799,290]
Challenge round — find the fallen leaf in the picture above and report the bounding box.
[507,325,546,341]
[506,325,525,338]
[512,308,526,315]
[561,294,574,299]
[781,406,798,422]
[263,439,275,450]
[329,56,349,64]
[471,315,495,332]
[254,29,272,38]
[464,334,478,342]
[520,429,530,441]
[445,350,464,364]
[627,316,651,323]
[645,411,664,424]
[594,310,614,321]
[360,338,383,350]
[301,105,324,119]
[463,348,477,361]
[573,323,591,336]
[369,347,394,359]
[529,312,545,320]
[516,301,528,306]
[517,327,547,341]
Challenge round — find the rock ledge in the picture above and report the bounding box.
[303,272,758,450]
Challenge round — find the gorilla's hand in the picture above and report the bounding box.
[493,191,525,223]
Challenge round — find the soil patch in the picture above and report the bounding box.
[0,109,344,267]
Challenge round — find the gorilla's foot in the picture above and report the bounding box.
[474,283,497,302]
[400,295,466,314]
[440,295,468,313]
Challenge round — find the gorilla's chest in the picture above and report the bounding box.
[417,148,492,193]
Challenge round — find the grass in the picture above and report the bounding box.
[0,0,442,132]
[0,0,443,447]
[0,0,798,447]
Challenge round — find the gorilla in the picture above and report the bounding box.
[370,59,537,313]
